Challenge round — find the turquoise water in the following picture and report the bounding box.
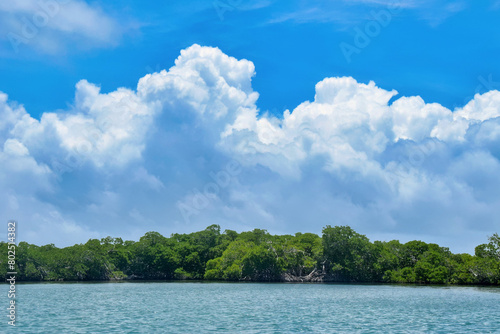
[4,282,500,333]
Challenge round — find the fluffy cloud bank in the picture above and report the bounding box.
[1,44,499,252]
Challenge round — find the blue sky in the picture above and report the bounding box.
[1,0,500,252]
[3,0,500,117]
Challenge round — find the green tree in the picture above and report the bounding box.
[322,225,377,282]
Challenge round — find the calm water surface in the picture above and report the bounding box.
[4,282,500,333]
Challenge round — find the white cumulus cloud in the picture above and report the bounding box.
[0,44,499,252]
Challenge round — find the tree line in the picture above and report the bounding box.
[2,225,499,285]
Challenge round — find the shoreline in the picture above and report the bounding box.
[4,280,500,288]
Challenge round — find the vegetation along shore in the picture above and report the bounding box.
[2,225,499,285]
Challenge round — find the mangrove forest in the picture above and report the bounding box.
[2,225,500,285]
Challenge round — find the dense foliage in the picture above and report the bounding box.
[2,225,499,285]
